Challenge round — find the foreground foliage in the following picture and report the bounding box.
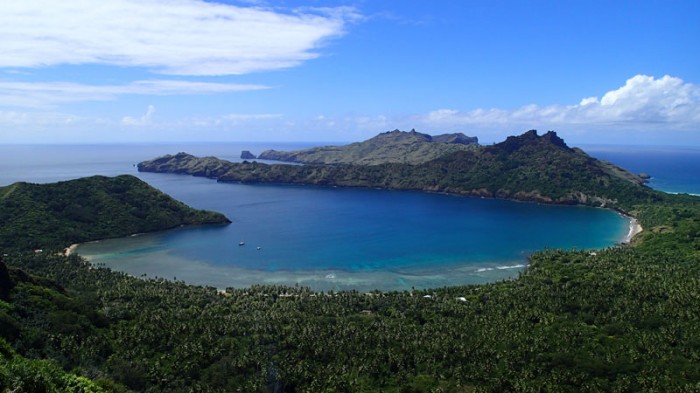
[1,194,700,391]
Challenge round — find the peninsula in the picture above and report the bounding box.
[0,174,230,250]
[139,130,653,208]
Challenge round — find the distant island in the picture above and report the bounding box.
[240,150,256,159]
[139,129,652,208]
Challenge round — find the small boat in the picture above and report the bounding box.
[256,246,262,250]
[239,241,245,246]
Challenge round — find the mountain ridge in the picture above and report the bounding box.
[258,129,478,165]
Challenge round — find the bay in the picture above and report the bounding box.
[0,142,667,291]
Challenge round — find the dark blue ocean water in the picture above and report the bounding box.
[584,145,700,195]
[2,143,696,291]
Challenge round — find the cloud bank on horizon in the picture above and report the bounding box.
[422,75,700,132]
[0,0,698,144]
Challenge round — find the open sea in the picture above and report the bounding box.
[1,142,698,291]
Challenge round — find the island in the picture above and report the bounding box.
[2,130,700,391]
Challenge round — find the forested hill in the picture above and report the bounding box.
[139,130,657,208]
[258,129,479,165]
[0,175,230,250]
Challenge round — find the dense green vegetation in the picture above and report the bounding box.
[1,196,700,391]
[2,132,700,391]
[0,175,230,250]
[140,130,651,207]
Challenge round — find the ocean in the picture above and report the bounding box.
[583,145,700,195]
[2,143,698,291]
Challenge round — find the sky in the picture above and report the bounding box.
[0,0,699,145]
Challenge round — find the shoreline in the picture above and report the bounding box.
[622,216,643,244]
[76,249,528,292]
[64,243,79,256]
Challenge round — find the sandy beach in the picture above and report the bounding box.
[64,243,79,256]
[623,217,643,243]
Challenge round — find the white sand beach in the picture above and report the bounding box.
[64,244,79,256]
[623,217,643,243]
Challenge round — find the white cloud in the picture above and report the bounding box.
[420,75,700,130]
[0,110,81,126]
[221,113,282,121]
[0,80,269,108]
[172,112,282,128]
[0,1,355,75]
[122,105,156,126]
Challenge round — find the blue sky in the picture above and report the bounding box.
[1,0,698,145]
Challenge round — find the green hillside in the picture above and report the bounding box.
[1,194,699,391]
[0,175,230,250]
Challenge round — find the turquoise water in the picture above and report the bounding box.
[0,143,657,291]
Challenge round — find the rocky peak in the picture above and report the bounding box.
[492,130,570,153]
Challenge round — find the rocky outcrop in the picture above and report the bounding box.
[240,150,256,160]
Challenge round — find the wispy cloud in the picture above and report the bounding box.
[122,104,156,126]
[0,1,356,75]
[0,80,269,108]
[420,75,700,131]
[221,113,282,121]
[0,110,82,126]
[181,113,283,127]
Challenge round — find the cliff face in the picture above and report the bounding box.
[139,130,657,208]
[258,129,479,165]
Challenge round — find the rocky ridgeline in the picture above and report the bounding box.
[258,129,479,165]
